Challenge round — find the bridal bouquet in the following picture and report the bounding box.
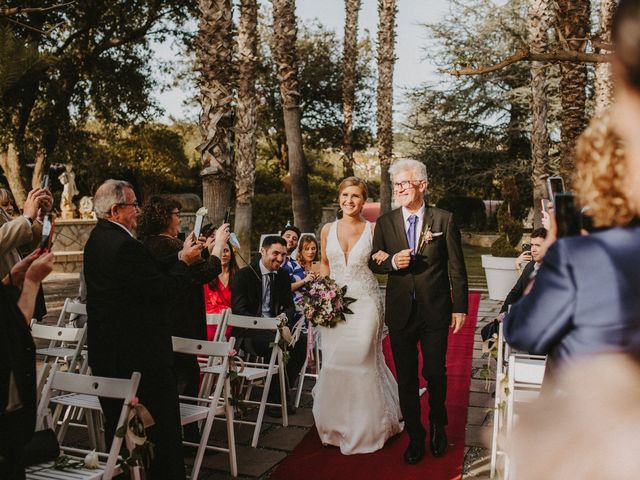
[301,277,356,328]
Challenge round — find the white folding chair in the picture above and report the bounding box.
[505,353,546,434]
[28,365,141,480]
[172,336,237,478]
[490,322,508,479]
[32,323,88,377]
[54,297,88,327]
[202,313,287,447]
[294,324,321,408]
[206,310,230,342]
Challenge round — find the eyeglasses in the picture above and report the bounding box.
[117,201,139,208]
[393,180,424,191]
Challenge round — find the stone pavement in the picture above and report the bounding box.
[42,275,501,480]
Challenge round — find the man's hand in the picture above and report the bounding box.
[371,250,390,265]
[393,249,413,269]
[450,313,466,334]
[179,232,204,265]
[24,251,54,285]
[9,249,42,288]
[515,251,532,271]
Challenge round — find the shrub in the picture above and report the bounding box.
[436,196,486,231]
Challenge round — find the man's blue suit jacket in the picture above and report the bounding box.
[504,224,640,363]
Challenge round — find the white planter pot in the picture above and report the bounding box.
[481,254,519,301]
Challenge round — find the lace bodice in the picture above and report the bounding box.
[326,220,382,304]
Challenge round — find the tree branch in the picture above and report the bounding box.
[0,2,75,16]
[447,47,612,76]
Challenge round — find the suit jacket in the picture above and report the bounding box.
[231,257,295,323]
[143,235,221,341]
[369,205,468,329]
[500,261,536,314]
[84,219,190,376]
[504,224,640,363]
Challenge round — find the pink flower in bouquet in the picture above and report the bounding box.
[130,396,139,407]
[329,290,336,298]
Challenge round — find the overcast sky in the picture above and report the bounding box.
[153,0,452,122]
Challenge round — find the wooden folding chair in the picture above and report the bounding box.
[28,365,141,480]
[201,313,287,447]
[172,336,237,478]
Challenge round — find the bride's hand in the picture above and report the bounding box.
[371,250,390,265]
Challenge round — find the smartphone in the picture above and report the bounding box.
[41,174,50,189]
[546,176,565,201]
[223,209,231,225]
[522,243,531,252]
[193,206,208,239]
[554,193,581,238]
[39,216,54,251]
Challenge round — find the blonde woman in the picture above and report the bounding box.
[313,176,403,455]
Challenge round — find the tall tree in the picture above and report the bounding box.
[528,0,553,227]
[377,0,397,214]
[557,0,590,182]
[0,0,192,206]
[341,0,362,178]
[196,0,236,226]
[271,0,313,232]
[595,0,616,114]
[235,0,259,260]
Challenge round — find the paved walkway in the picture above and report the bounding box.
[42,276,500,480]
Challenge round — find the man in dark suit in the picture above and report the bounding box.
[369,159,468,464]
[84,180,202,480]
[498,228,548,317]
[231,235,306,415]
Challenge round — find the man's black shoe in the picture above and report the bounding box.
[429,424,448,457]
[403,440,425,465]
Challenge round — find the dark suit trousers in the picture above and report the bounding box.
[389,301,449,442]
[96,367,186,480]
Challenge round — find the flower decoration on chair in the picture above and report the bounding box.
[114,396,155,478]
[301,277,356,328]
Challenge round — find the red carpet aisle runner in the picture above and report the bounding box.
[270,292,480,480]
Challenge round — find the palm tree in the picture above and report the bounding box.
[196,0,235,227]
[234,0,258,262]
[341,0,362,178]
[377,0,397,214]
[528,0,553,228]
[271,0,314,232]
[595,0,615,114]
[557,0,590,183]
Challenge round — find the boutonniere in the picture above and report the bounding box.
[417,223,433,254]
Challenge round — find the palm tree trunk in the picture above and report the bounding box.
[271,0,314,233]
[529,0,553,228]
[377,0,397,214]
[595,0,615,114]
[341,0,362,178]
[234,0,258,262]
[0,143,27,206]
[557,0,590,184]
[196,0,236,227]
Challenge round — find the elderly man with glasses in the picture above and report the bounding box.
[368,159,468,465]
[84,179,203,480]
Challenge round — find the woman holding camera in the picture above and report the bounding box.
[138,197,229,437]
[503,1,640,365]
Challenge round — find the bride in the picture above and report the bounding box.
[313,176,403,454]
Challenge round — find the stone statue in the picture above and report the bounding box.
[58,163,79,219]
[79,196,95,220]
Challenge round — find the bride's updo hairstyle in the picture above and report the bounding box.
[337,176,368,200]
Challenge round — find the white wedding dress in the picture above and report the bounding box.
[312,220,403,454]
